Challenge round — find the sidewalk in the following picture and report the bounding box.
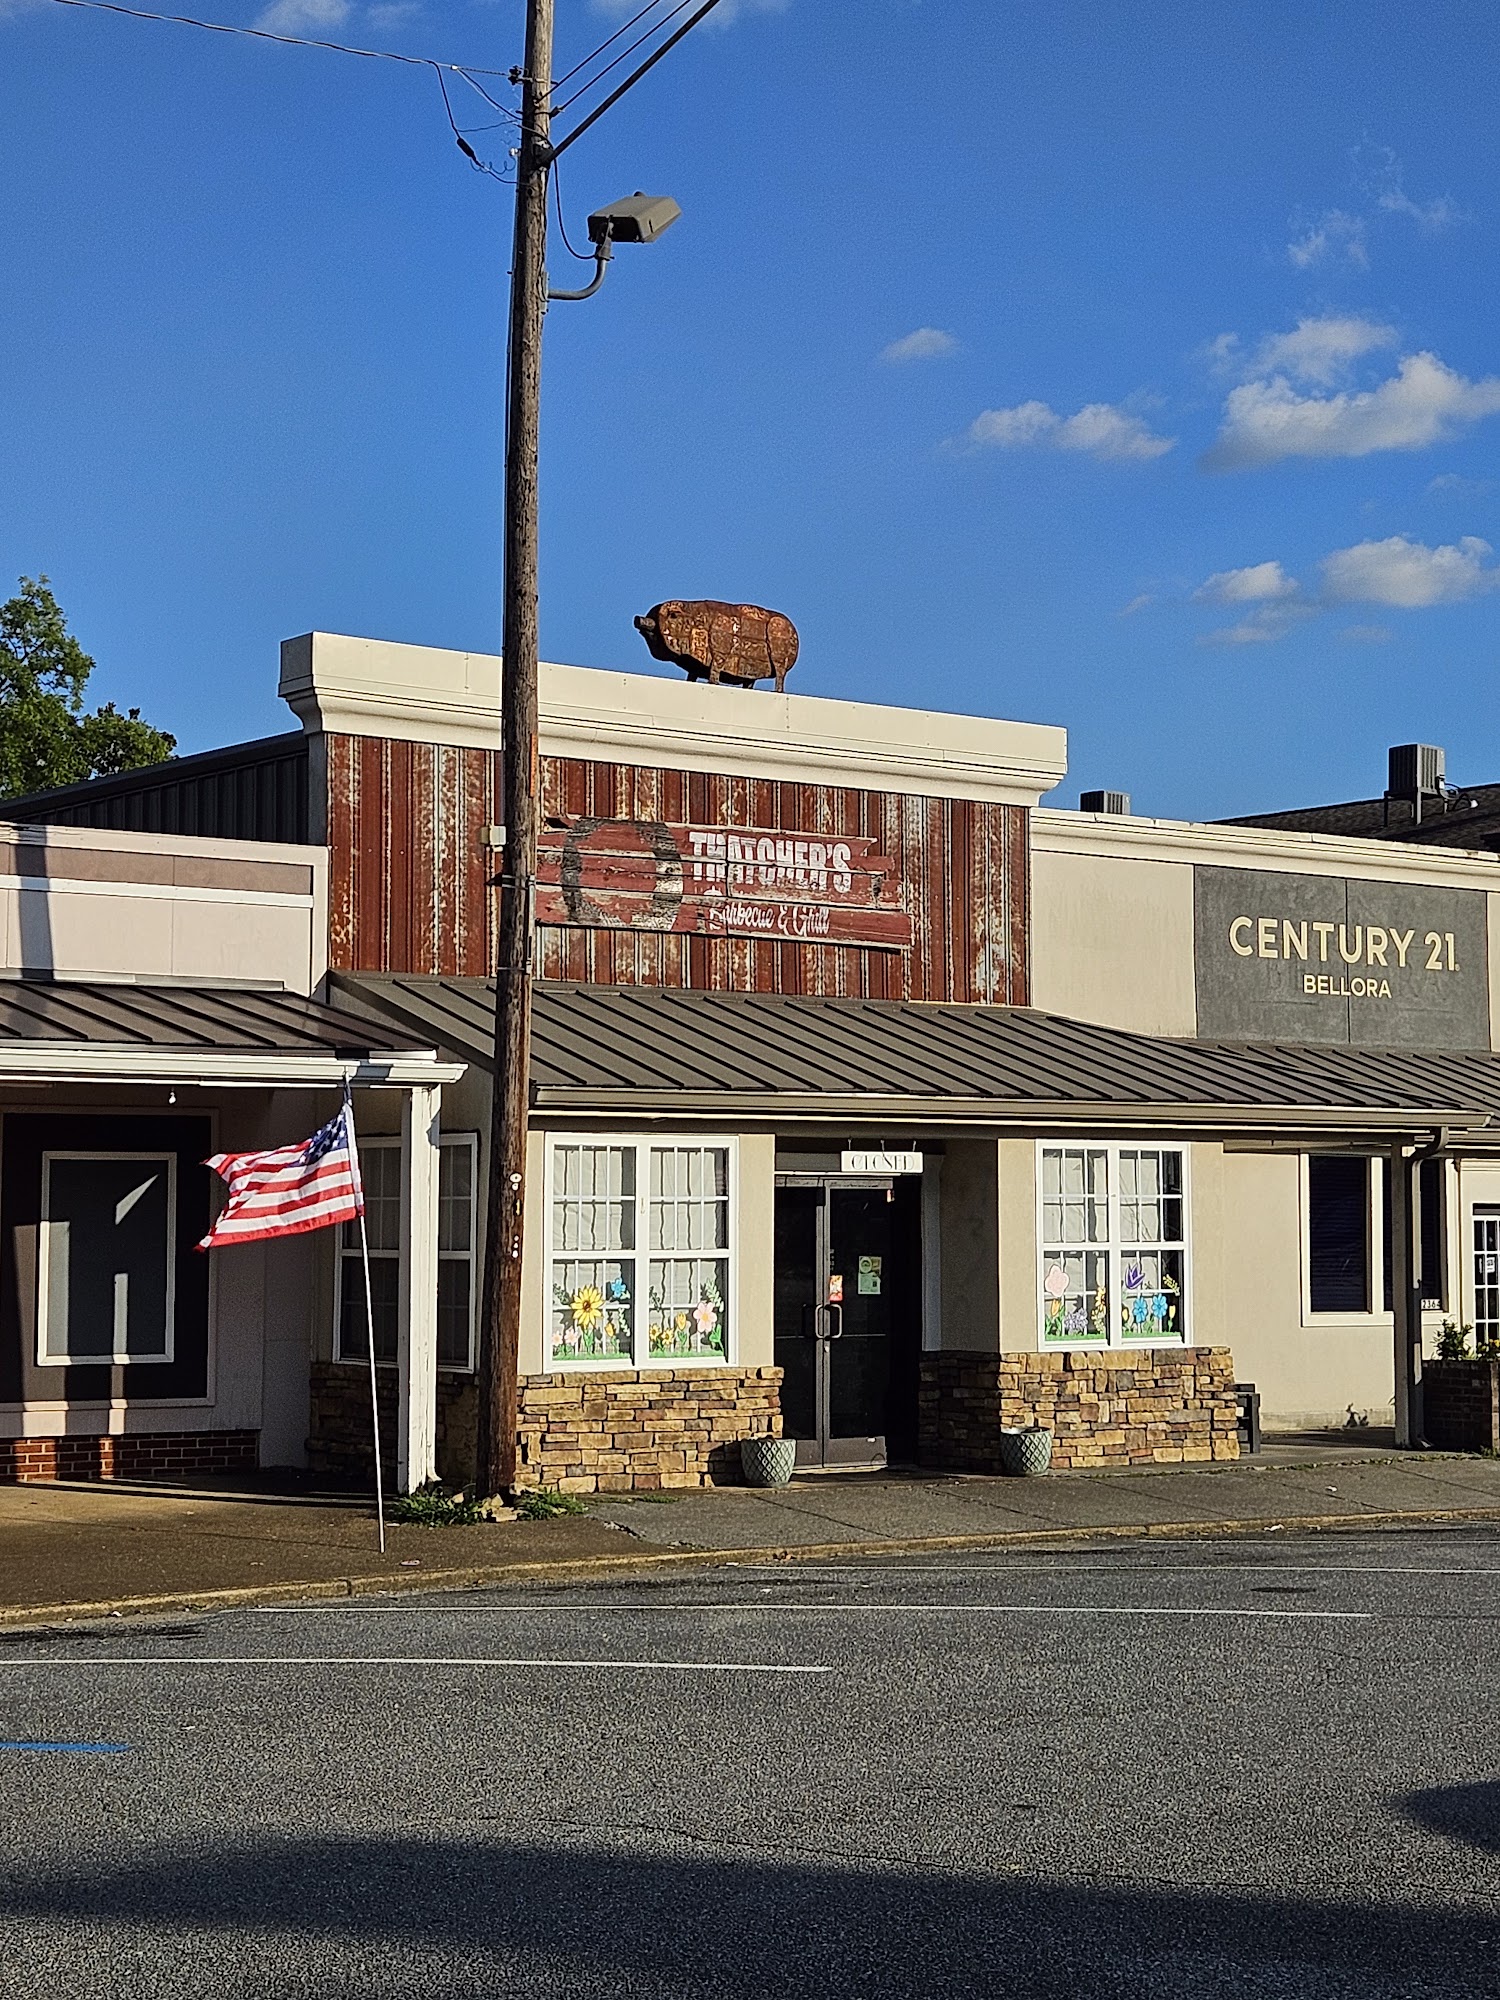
[6,1442,1500,1625]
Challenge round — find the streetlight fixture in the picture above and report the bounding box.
[547,193,682,303]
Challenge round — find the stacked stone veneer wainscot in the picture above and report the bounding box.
[919,1349,1240,1470]
[307,1362,783,1492]
[517,1368,783,1492]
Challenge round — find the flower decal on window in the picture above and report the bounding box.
[569,1286,604,1334]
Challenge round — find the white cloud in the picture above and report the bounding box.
[1118,593,1155,617]
[1360,145,1463,232]
[366,0,420,24]
[880,327,957,364]
[1427,472,1496,499]
[964,399,1174,463]
[1320,534,1499,609]
[1193,560,1298,606]
[1199,603,1312,647]
[1249,316,1396,387]
[1287,209,1368,270]
[1204,351,1500,471]
[1193,533,1500,643]
[255,0,351,28]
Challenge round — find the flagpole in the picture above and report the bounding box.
[345,1086,386,1557]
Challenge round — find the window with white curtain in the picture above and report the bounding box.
[548,1137,734,1367]
[1037,1144,1188,1351]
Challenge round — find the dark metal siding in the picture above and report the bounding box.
[0,734,310,844]
[326,736,1030,1004]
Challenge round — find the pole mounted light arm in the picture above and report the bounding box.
[547,229,613,301]
[545,192,681,303]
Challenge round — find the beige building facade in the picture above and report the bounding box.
[9,630,1500,1487]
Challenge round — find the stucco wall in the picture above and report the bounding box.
[1212,1148,1395,1429]
[0,821,327,992]
[1030,808,1500,1049]
[1030,848,1197,1035]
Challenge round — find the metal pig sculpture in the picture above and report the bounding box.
[635,600,799,692]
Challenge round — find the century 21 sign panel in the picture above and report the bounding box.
[1193,865,1491,1050]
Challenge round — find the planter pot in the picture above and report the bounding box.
[999,1426,1053,1477]
[741,1435,797,1488]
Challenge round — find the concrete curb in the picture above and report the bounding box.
[6,1501,1500,1629]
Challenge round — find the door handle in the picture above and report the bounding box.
[817,1302,844,1340]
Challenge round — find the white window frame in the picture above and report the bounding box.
[1300,1153,1453,1327]
[37,1150,178,1367]
[333,1133,479,1373]
[437,1131,479,1373]
[1034,1141,1192,1353]
[544,1133,738,1370]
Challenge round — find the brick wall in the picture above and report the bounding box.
[0,1430,258,1484]
[517,1369,783,1492]
[919,1348,1241,1470]
[1423,1359,1500,1452]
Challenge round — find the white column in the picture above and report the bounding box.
[1390,1141,1422,1449]
[397,1082,442,1493]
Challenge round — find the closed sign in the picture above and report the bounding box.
[841,1150,923,1175]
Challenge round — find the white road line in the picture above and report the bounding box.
[731,1562,1500,1579]
[240,1603,1372,1621]
[0,1655,832,1673]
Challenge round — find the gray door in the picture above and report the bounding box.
[774,1181,893,1469]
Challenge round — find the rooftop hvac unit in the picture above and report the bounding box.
[1080,789,1131,815]
[1387,743,1445,802]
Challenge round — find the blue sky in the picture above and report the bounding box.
[2,0,1498,818]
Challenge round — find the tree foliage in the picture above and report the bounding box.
[0,577,176,800]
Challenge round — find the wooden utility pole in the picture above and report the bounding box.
[476,0,554,1498]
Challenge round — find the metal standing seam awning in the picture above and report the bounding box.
[331,973,1500,1147]
[0,979,463,1088]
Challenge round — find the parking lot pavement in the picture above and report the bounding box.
[3,1524,1500,1998]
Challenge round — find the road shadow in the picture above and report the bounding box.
[0,1833,1494,1996]
[1404,1777,1500,1858]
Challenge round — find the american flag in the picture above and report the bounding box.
[199,1105,365,1250]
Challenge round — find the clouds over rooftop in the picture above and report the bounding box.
[1193,534,1500,644]
[962,398,1174,463]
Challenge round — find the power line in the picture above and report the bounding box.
[551,0,699,118]
[434,66,515,182]
[550,0,674,93]
[37,0,511,74]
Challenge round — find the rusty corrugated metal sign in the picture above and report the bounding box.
[324,734,1029,1005]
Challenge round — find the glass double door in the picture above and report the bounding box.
[774,1182,895,1468]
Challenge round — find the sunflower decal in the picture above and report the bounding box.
[569,1285,605,1334]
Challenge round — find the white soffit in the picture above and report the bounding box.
[280,632,1068,807]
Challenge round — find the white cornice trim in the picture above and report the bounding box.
[1033,807,1500,890]
[0,1047,466,1087]
[280,632,1069,807]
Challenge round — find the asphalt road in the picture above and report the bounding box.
[3,1527,1500,1998]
